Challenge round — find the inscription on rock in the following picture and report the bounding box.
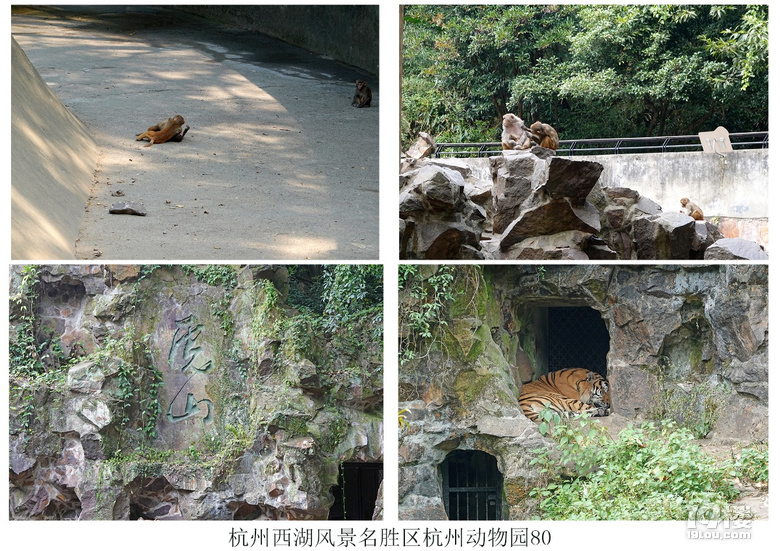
[157,313,217,449]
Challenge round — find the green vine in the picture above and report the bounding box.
[182,264,238,289]
[9,265,45,378]
[89,329,161,447]
[398,264,460,365]
[9,384,36,434]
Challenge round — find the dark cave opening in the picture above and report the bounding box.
[328,462,382,520]
[440,450,503,521]
[545,306,609,377]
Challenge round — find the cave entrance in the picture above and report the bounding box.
[440,450,502,520]
[536,306,609,378]
[328,462,382,520]
[127,476,182,520]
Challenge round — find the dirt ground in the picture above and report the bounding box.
[12,5,379,260]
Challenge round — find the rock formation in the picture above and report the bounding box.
[9,265,383,520]
[399,150,766,260]
[398,264,768,520]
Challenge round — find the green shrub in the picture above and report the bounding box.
[731,445,768,485]
[530,415,741,520]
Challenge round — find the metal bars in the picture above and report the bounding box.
[441,450,502,520]
[432,131,768,158]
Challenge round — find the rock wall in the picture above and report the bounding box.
[399,151,768,260]
[575,150,769,218]
[9,265,383,520]
[398,264,768,520]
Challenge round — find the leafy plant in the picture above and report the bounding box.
[273,265,383,398]
[88,331,162,443]
[9,385,36,434]
[730,444,768,485]
[182,265,238,289]
[530,417,741,520]
[9,266,45,378]
[398,265,460,365]
[398,408,410,430]
[321,264,383,334]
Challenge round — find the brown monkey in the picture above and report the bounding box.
[352,79,372,108]
[501,113,532,150]
[136,115,188,147]
[680,198,704,220]
[529,121,560,151]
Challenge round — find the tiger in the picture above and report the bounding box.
[519,368,611,422]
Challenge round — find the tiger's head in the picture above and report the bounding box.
[578,371,611,411]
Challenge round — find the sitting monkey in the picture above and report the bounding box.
[352,80,372,108]
[529,121,559,151]
[501,113,532,150]
[136,115,189,147]
[680,198,704,220]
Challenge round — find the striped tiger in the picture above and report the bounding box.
[519,368,611,422]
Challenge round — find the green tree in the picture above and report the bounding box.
[402,5,767,145]
[321,264,383,328]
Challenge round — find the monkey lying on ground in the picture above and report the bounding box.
[501,113,532,150]
[529,121,559,151]
[352,80,372,108]
[136,115,189,147]
[680,198,704,220]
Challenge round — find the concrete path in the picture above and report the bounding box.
[12,5,379,260]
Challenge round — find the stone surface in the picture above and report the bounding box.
[399,163,486,259]
[704,238,769,260]
[108,201,147,216]
[9,265,383,520]
[399,265,768,520]
[634,212,695,260]
[490,151,549,234]
[401,154,765,260]
[404,131,436,160]
[499,201,601,250]
[544,156,604,204]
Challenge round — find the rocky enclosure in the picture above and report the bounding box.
[9,265,383,520]
[398,264,768,520]
[399,150,768,261]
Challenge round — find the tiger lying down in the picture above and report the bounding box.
[519,368,611,422]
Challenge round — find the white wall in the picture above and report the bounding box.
[575,150,769,218]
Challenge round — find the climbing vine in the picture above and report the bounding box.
[181,264,238,289]
[647,358,730,439]
[275,265,384,399]
[398,264,477,365]
[89,329,162,447]
[9,265,44,378]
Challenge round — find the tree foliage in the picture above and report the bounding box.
[402,4,767,146]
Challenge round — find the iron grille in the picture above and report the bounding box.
[329,462,383,520]
[441,450,502,520]
[547,307,609,375]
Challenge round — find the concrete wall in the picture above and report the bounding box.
[576,150,769,218]
[180,5,379,75]
[11,37,98,260]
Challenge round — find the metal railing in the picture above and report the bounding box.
[432,131,768,158]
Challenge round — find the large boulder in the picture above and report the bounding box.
[704,238,769,260]
[634,212,696,260]
[399,164,486,259]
